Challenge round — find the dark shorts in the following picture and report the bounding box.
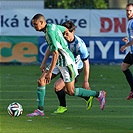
[123,52,133,65]
[60,68,83,83]
[75,68,83,83]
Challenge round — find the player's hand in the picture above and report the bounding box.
[45,72,52,84]
[82,81,91,90]
[120,45,127,52]
[122,37,128,43]
[40,65,46,73]
[40,68,45,73]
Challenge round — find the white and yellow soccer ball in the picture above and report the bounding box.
[7,102,23,117]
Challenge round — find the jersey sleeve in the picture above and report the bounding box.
[79,41,89,60]
[46,31,58,52]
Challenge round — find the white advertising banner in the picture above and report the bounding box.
[91,10,127,37]
[0,9,90,36]
[0,9,127,37]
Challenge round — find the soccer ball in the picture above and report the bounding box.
[7,102,23,117]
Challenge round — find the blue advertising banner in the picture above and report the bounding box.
[38,36,52,64]
[81,37,129,64]
[38,36,130,64]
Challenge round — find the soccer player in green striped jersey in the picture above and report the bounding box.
[27,14,106,116]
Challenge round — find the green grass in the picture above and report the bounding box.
[0,65,133,133]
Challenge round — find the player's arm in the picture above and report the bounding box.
[122,36,128,42]
[83,58,90,82]
[79,41,90,89]
[50,50,59,72]
[120,39,133,52]
[45,31,59,83]
[45,50,59,84]
[82,57,90,89]
[40,46,51,72]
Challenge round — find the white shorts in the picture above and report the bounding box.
[46,65,60,75]
[46,63,78,82]
[57,63,78,82]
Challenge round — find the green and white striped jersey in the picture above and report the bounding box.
[44,23,75,67]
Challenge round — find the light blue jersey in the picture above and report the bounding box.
[68,35,89,69]
[127,19,133,53]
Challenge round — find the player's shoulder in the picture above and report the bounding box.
[75,35,84,42]
[75,35,81,40]
[128,19,133,24]
[74,35,86,46]
[46,23,53,32]
[46,23,59,34]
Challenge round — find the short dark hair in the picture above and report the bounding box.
[32,13,45,20]
[62,20,76,32]
[126,3,133,7]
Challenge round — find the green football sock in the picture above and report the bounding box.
[37,86,46,110]
[74,88,97,97]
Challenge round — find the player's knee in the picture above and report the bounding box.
[121,63,128,71]
[37,79,41,86]
[53,83,57,91]
[121,64,124,71]
[54,83,60,91]
[37,79,43,86]
[68,91,74,96]
[67,89,74,96]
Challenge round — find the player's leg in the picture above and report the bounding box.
[27,66,60,116]
[73,87,106,110]
[121,52,133,100]
[54,68,89,113]
[64,81,95,110]
[27,71,47,116]
[59,65,95,110]
[54,78,67,113]
[64,82,106,110]
[37,67,59,111]
[62,64,106,110]
[54,68,82,113]
[60,64,97,97]
[36,66,59,111]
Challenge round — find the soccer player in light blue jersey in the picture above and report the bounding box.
[53,20,106,113]
[27,14,106,116]
[54,20,91,113]
[120,3,133,100]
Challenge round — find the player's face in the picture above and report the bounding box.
[126,5,133,20]
[32,20,43,31]
[63,30,74,42]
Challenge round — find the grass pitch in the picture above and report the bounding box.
[0,65,133,133]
